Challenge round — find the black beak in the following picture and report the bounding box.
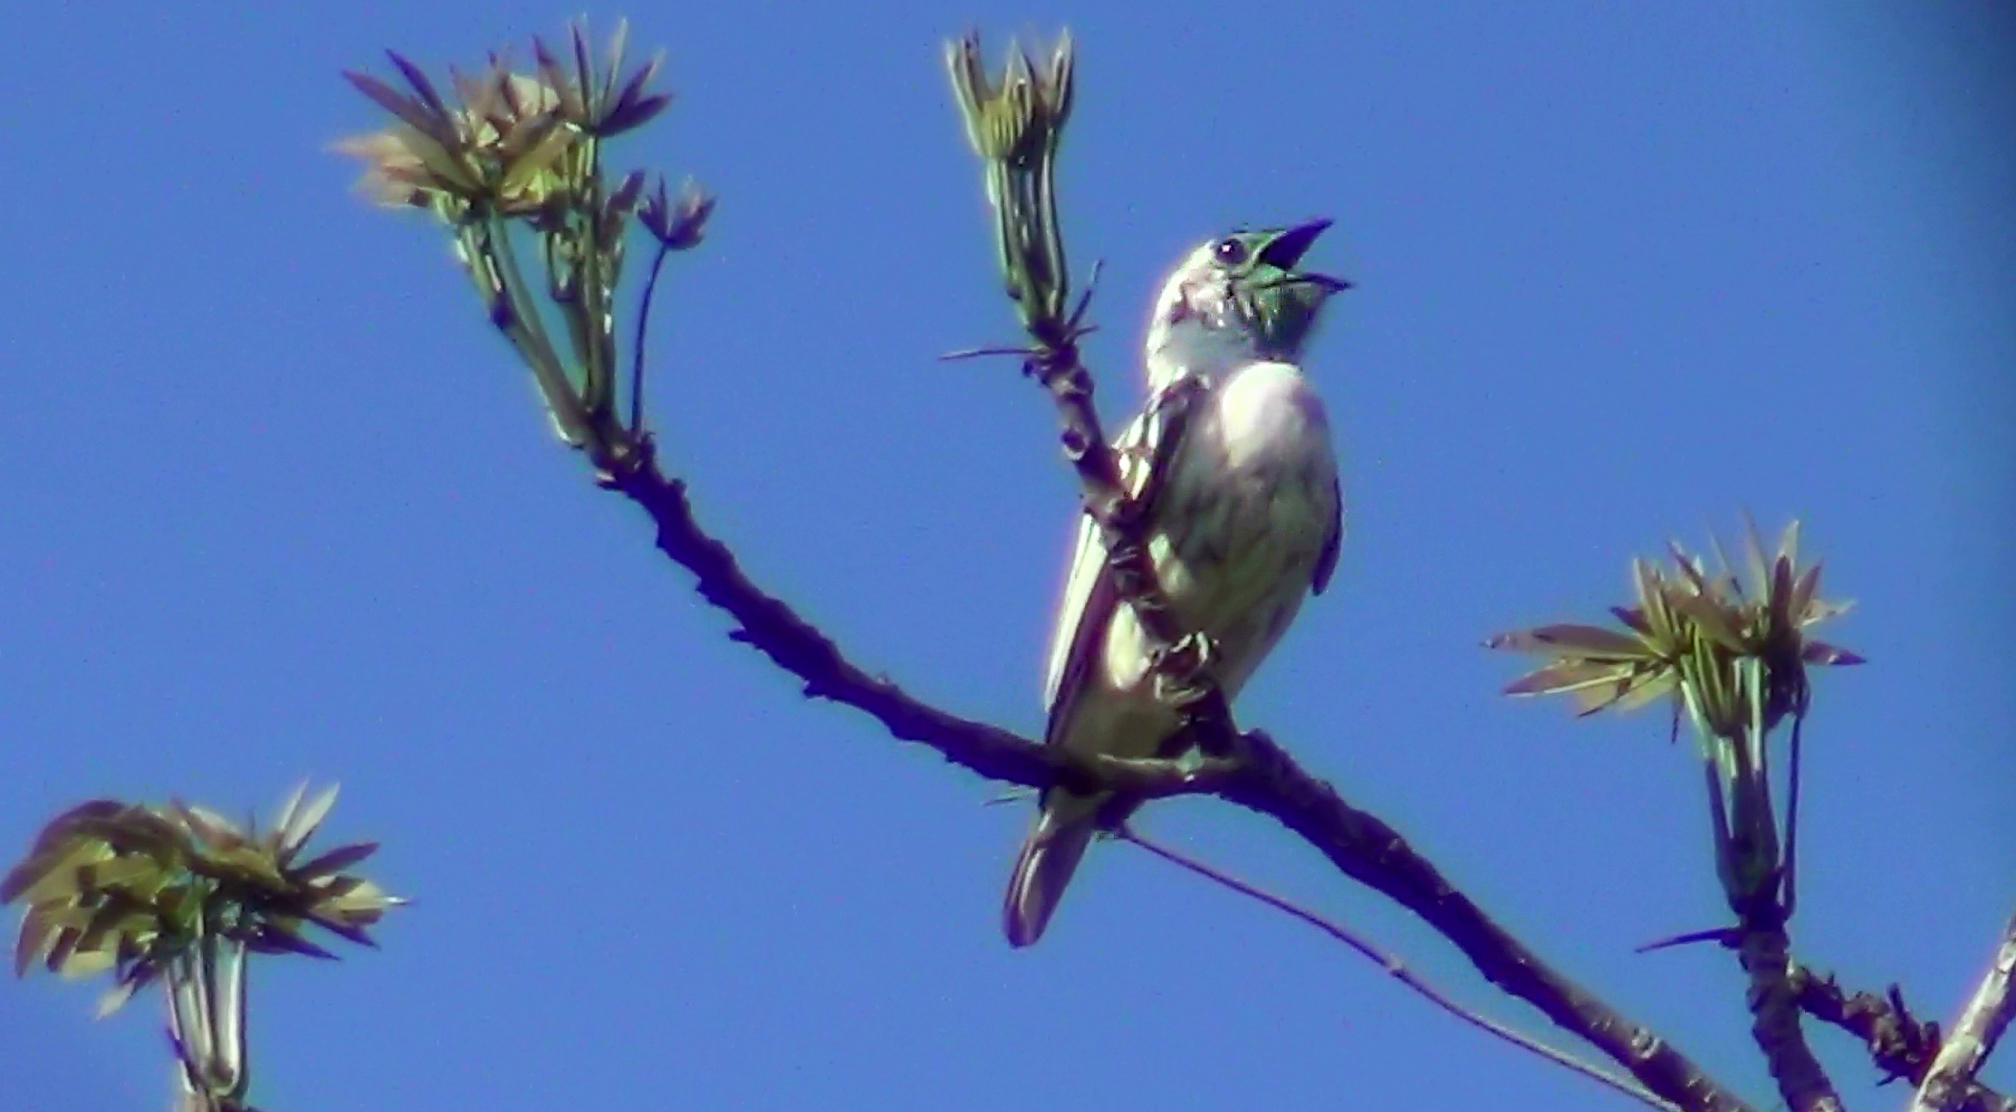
[1260,218,1351,293]
[1259,218,1331,268]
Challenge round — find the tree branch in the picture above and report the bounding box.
[941,31,1240,753]
[1911,913,2016,1112]
[1791,964,2014,1112]
[1733,890,1844,1112]
[341,30,1788,1112]
[1207,731,1757,1112]
[1023,336,1240,751]
[1117,825,1679,1112]
[596,443,1759,1112]
[601,445,1058,788]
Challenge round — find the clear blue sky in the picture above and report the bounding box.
[3,3,2011,1110]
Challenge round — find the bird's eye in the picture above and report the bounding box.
[1212,238,1248,266]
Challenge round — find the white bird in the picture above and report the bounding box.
[1004,219,1350,947]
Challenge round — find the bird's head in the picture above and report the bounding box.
[1143,218,1349,388]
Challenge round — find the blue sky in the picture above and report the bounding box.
[3,3,2011,1110]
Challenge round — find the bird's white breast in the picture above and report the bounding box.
[1208,361,1332,473]
[1117,360,1339,697]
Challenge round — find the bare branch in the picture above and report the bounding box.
[1791,965,2014,1112]
[1118,826,1680,1112]
[1491,529,1852,1112]
[1911,913,2016,1112]
[942,31,1240,751]
[597,443,1759,1112]
[1734,896,1844,1112]
[345,31,1769,1112]
[602,445,1060,788]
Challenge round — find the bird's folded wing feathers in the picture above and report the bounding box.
[1040,397,1180,737]
[1313,470,1344,595]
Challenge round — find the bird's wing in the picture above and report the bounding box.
[1040,395,1182,742]
[1312,469,1344,595]
[1041,512,1115,739]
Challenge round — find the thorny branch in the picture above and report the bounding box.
[1490,527,1869,1112]
[598,439,1758,1112]
[332,24,2005,1112]
[1735,892,1843,1112]
[1790,965,2013,1112]
[336,25,1762,1112]
[1912,914,2016,1112]
[942,32,1240,755]
[1117,825,1681,1112]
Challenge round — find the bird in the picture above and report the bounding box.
[1004,218,1350,948]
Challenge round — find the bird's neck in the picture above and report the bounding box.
[1144,317,1272,392]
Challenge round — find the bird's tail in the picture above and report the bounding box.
[1002,796,1100,948]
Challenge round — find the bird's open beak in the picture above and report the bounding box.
[1260,218,1351,293]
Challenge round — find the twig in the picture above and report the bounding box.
[1790,965,2014,1112]
[626,240,673,434]
[1733,891,1843,1112]
[1117,826,1679,1112]
[1209,731,1760,1112]
[600,447,1756,1111]
[1911,913,2016,1112]
[944,33,1746,1110]
[1014,315,1242,752]
[1636,926,1738,954]
[1704,703,1839,1112]
[602,445,1057,787]
[942,30,1240,754]
[345,32,1765,1112]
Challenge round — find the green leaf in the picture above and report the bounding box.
[14,903,58,977]
[279,784,340,859]
[94,976,142,1019]
[1502,659,1632,697]
[290,841,379,882]
[4,839,109,906]
[249,919,337,961]
[1802,641,1865,666]
[1525,624,1651,659]
[1664,589,1750,654]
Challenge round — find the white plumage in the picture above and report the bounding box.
[1005,222,1347,947]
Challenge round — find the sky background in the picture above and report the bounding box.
[3,3,2012,1110]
